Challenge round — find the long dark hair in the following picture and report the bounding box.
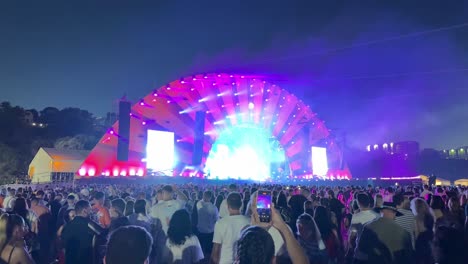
[167,209,193,246]
[12,198,28,224]
[236,226,275,264]
[215,195,224,210]
[276,191,287,208]
[314,206,333,240]
[0,214,25,252]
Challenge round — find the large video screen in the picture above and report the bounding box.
[146,130,175,173]
[311,146,328,176]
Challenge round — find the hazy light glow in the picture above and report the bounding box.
[312,146,328,176]
[146,130,175,174]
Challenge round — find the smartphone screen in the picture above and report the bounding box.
[256,190,272,222]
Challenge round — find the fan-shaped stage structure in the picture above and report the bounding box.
[78,73,351,182]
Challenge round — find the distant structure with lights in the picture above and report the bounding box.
[366,141,420,156]
[77,73,350,182]
[440,146,468,160]
[29,148,89,183]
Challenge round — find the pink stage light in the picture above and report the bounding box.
[88,168,96,176]
[112,169,119,176]
[137,168,144,177]
[379,176,421,180]
[78,167,86,176]
[129,168,136,176]
[120,170,127,176]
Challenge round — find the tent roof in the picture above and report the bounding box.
[42,148,89,161]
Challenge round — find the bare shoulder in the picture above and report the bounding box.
[11,246,34,264]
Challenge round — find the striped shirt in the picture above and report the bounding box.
[395,208,415,247]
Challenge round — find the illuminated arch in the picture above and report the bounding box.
[78,73,350,180]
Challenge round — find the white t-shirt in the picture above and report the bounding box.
[166,235,204,264]
[350,209,379,226]
[197,201,219,233]
[219,199,229,219]
[213,215,250,264]
[3,196,14,210]
[268,226,287,256]
[150,199,185,234]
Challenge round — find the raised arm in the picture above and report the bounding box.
[250,191,309,264]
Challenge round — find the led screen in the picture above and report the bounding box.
[257,193,272,209]
[146,130,175,173]
[311,146,328,176]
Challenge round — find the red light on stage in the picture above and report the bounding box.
[78,167,86,176]
[88,168,96,176]
[129,168,136,176]
[112,169,119,176]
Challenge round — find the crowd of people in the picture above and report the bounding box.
[0,181,466,264]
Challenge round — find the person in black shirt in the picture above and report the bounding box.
[57,195,75,230]
[109,198,130,232]
[61,200,102,264]
[288,188,310,233]
[105,226,153,264]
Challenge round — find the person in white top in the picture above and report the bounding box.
[349,193,379,255]
[196,190,218,255]
[3,189,16,210]
[165,209,204,264]
[218,184,237,219]
[211,192,250,264]
[150,185,187,235]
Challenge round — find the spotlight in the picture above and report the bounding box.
[248,102,254,110]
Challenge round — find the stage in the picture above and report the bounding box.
[69,73,351,184]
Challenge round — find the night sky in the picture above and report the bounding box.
[1,0,467,150]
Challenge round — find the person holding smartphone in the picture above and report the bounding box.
[235,191,308,264]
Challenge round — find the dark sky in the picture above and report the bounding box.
[1,0,467,149]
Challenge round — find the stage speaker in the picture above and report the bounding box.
[303,125,310,171]
[117,101,131,161]
[192,111,205,166]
